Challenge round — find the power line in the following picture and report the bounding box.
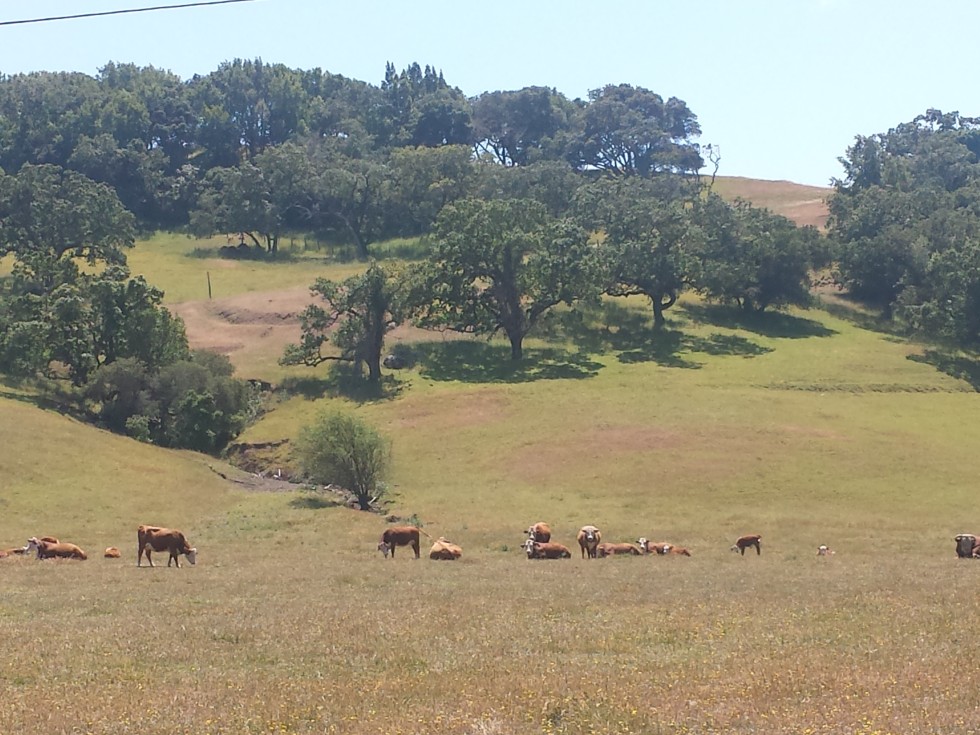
[0,0,260,27]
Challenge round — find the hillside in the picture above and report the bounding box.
[711,175,831,228]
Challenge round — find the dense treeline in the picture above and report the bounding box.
[4,57,977,451]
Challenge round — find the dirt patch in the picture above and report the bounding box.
[170,287,314,367]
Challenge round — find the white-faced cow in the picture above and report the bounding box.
[731,534,762,556]
[577,525,602,559]
[638,538,692,556]
[137,525,197,567]
[429,537,463,561]
[526,522,552,543]
[524,539,572,559]
[817,545,835,556]
[596,542,642,557]
[28,537,87,560]
[378,526,422,559]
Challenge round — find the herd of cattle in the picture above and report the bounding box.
[6,524,980,565]
[0,525,197,567]
[374,523,772,561]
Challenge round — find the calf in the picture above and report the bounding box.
[596,542,642,557]
[378,526,422,559]
[577,525,602,559]
[817,545,835,556]
[526,522,552,543]
[730,534,762,556]
[137,525,197,567]
[524,540,571,559]
[429,537,463,561]
[104,546,122,559]
[28,537,87,560]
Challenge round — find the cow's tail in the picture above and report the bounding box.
[417,527,434,540]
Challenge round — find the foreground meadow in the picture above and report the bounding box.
[4,228,980,733]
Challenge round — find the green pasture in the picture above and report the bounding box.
[3,229,980,733]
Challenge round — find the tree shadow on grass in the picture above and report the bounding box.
[413,341,603,383]
[277,369,404,403]
[549,302,771,368]
[289,493,345,510]
[679,303,837,339]
[908,350,980,391]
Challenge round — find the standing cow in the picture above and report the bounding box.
[577,525,602,559]
[731,534,762,556]
[378,526,423,559]
[137,525,197,567]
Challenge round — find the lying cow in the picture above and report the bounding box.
[577,525,602,559]
[137,525,197,567]
[378,526,423,559]
[954,533,980,558]
[638,538,692,556]
[104,546,122,559]
[526,522,552,543]
[28,537,87,560]
[524,539,571,559]
[0,544,31,558]
[817,545,835,556]
[731,534,762,556]
[429,537,462,561]
[596,542,642,557]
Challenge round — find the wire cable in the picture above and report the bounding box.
[0,0,260,27]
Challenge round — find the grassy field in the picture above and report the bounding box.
[3,181,980,734]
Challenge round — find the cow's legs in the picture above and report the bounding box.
[412,540,420,559]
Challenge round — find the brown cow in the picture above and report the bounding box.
[731,534,762,555]
[526,522,552,543]
[638,539,692,556]
[28,537,87,560]
[137,525,197,567]
[429,537,463,561]
[577,525,602,559]
[816,545,835,556]
[104,546,122,559]
[524,539,571,559]
[0,544,30,558]
[596,542,642,557]
[378,526,424,559]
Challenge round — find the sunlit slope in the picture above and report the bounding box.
[0,394,239,549]
[712,175,830,228]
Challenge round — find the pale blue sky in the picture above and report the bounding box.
[1,0,977,187]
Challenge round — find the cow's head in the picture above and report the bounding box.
[378,540,392,558]
[955,534,977,558]
[26,537,42,557]
[186,547,198,565]
[522,538,536,558]
[729,544,740,553]
[637,537,648,552]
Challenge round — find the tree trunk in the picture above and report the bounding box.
[508,332,524,361]
[651,291,676,330]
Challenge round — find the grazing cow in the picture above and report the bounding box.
[954,533,980,558]
[526,522,552,543]
[104,546,122,559]
[137,525,197,567]
[429,537,463,561]
[731,534,762,555]
[378,526,423,559]
[817,545,835,556]
[596,542,642,557]
[577,525,602,559]
[524,539,572,559]
[28,537,87,560]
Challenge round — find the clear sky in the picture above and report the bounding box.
[1,0,977,187]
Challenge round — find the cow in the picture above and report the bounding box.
[0,544,30,558]
[429,537,463,561]
[104,546,122,559]
[577,525,602,559]
[638,538,692,556]
[524,539,572,559]
[378,526,424,559]
[954,533,980,558]
[137,525,197,567]
[817,545,835,556]
[28,537,87,560]
[596,542,642,557]
[526,522,552,543]
[731,534,762,555]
